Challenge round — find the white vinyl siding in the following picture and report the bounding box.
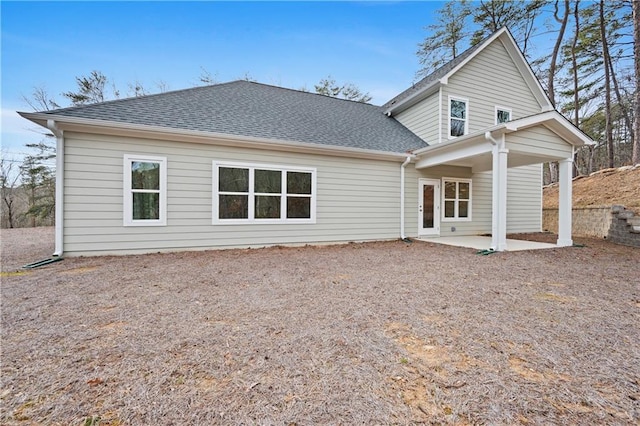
[416,166,541,237]
[62,132,406,255]
[440,38,543,141]
[506,126,573,159]
[506,165,543,233]
[394,94,439,143]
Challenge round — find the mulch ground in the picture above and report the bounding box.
[1,227,639,425]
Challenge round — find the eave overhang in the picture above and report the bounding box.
[384,28,555,116]
[18,112,417,163]
[412,110,594,170]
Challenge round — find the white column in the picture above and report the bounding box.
[557,158,573,247]
[491,136,509,251]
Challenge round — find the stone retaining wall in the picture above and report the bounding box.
[543,207,612,238]
[608,205,640,247]
[543,205,640,247]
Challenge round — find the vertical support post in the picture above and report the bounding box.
[557,157,573,247]
[491,135,509,251]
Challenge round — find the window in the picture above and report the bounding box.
[496,107,512,124]
[442,178,471,221]
[214,162,316,224]
[449,97,468,137]
[123,155,167,226]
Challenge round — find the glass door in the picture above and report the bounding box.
[419,179,440,236]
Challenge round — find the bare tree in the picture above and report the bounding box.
[599,0,615,168]
[0,155,21,228]
[314,76,372,103]
[62,70,110,105]
[633,0,640,165]
[416,0,471,77]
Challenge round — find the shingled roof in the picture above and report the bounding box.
[382,35,486,112]
[36,81,427,154]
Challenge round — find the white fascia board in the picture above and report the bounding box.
[412,124,504,156]
[496,31,554,111]
[384,80,441,115]
[415,140,493,169]
[386,30,507,116]
[503,110,595,146]
[19,112,416,163]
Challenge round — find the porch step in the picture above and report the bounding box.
[627,217,640,226]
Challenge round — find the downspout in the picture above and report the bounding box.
[485,131,499,146]
[400,156,411,240]
[47,119,64,257]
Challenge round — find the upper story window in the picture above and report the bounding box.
[123,154,167,226]
[213,161,316,224]
[496,107,512,124]
[442,178,471,221]
[449,96,468,138]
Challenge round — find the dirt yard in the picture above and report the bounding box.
[1,227,639,425]
[543,165,640,213]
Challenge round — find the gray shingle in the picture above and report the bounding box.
[382,35,487,111]
[42,81,427,153]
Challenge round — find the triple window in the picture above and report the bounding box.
[213,162,316,223]
[442,178,471,221]
[123,155,167,226]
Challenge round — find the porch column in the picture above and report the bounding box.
[491,136,509,251]
[557,157,573,247]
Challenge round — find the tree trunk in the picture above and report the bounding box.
[607,54,634,151]
[599,0,615,168]
[547,0,570,107]
[571,0,582,175]
[633,0,640,165]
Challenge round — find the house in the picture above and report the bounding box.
[19,28,593,257]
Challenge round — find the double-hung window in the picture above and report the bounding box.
[213,162,316,224]
[496,106,512,124]
[442,178,471,221]
[123,154,167,226]
[449,96,468,138]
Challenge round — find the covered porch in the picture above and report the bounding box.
[412,111,594,251]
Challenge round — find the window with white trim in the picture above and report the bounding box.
[213,162,316,223]
[442,178,471,221]
[496,106,512,124]
[449,97,468,137]
[123,155,167,226]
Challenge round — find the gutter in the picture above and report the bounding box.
[19,112,413,163]
[47,119,64,257]
[400,156,411,240]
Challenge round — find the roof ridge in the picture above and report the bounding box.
[382,27,506,111]
[239,80,378,107]
[39,79,378,115]
[36,80,246,114]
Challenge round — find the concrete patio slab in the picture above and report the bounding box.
[418,235,558,251]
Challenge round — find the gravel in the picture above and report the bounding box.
[1,227,639,425]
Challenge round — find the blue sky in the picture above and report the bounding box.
[1,1,444,160]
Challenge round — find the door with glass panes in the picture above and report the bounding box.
[418,179,440,236]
